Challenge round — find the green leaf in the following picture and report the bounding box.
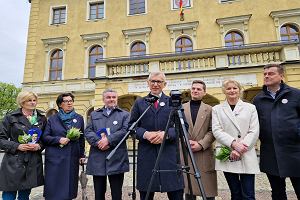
[215,145,232,162]
[18,133,32,144]
[66,127,81,141]
[0,82,21,120]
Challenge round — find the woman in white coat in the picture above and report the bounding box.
[212,80,260,200]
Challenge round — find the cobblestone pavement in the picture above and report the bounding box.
[0,171,297,200]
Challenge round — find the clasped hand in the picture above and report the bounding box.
[230,140,248,161]
[17,143,41,151]
[144,131,165,144]
[97,133,110,151]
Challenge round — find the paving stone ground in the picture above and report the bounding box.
[0,171,297,200]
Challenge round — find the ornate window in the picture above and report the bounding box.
[49,49,63,80]
[172,0,191,9]
[129,0,146,15]
[130,41,146,56]
[52,7,66,24]
[225,31,244,47]
[280,24,300,42]
[89,45,103,78]
[175,37,193,53]
[89,1,104,20]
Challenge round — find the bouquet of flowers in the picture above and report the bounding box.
[96,128,110,139]
[215,145,232,162]
[18,132,32,144]
[66,127,82,141]
[18,128,42,144]
[60,127,82,147]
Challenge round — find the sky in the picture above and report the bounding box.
[0,1,31,87]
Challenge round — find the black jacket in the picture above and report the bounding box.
[253,83,300,177]
[0,108,46,191]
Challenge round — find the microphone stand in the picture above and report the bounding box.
[107,101,155,200]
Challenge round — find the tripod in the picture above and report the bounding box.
[145,106,207,200]
[107,95,159,200]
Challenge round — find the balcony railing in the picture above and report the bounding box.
[108,62,149,77]
[160,57,215,73]
[228,51,281,67]
[95,41,299,78]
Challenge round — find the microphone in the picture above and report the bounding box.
[145,94,159,103]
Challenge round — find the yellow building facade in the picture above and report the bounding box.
[23,0,300,123]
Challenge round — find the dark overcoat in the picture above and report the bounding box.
[85,107,130,176]
[42,112,85,200]
[0,108,46,191]
[253,83,300,177]
[129,93,184,192]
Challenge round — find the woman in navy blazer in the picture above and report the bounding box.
[42,93,85,200]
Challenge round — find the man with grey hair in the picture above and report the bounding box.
[129,72,184,200]
[85,88,130,200]
[253,64,300,200]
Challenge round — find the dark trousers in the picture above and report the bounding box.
[93,173,124,200]
[185,193,215,200]
[223,172,255,200]
[139,189,183,200]
[266,173,300,200]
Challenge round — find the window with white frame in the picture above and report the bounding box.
[89,1,104,20]
[122,27,151,56]
[216,15,251,47]
[172,0,191,10]
[270,9,300,42]
[51,6,66,24]
[129,0,146,15]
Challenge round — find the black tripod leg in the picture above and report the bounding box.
[178,128,194,196]
[145,110,174,200]
[131,133,136,200]
[177,109,207,200]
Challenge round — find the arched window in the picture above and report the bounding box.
[49,49,63,80]
[280,24,300,42]
[130,41,146,56]
[175,37,193,53]
[89,45,103,78]
[225,31,244,47]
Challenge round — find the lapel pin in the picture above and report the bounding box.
[159,102,165,107]
[281,99,288,104]
[113,121,118,125]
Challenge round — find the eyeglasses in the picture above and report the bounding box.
[62,100,74,103]
[149,80,164,85]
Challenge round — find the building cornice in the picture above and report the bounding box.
[80,32,109,41]
[216,14,252,25]
[122,27,152,36]
[270,8,300,18]
[41,36,69,46]
[166,21,199,31]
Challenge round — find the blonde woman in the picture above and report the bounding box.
[0,91,46,200]
[212,80,260,200]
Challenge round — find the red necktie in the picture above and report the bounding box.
[154,101,158,109]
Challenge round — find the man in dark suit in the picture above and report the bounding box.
[253,64,300,200]
[129,71,184,200]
